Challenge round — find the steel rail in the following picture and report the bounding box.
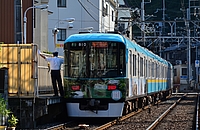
[95,95,171,130]
[195,93,199,130]
[146,93,187,130]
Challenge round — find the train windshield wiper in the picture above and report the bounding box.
[92,70,104,81]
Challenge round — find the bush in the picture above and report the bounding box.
[0,95,10,117]
[8,114,18,127]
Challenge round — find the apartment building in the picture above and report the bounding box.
[47,0,117,55]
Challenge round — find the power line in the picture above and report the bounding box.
[78,0,98,22]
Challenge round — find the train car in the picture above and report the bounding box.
[63,33,173,117]
[173,64,194,91]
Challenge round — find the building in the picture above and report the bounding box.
[0,0,49,52]
[47,0,117,55]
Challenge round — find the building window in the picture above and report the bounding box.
[57,0,66,7]
[112,10,114,21]
[118,23,125,32]
[57,29,66,41]
[169,52,174,59]
[106,4,108,15]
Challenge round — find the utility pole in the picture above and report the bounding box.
[186,8,191,89]
[162,0,165,34]
[141,0,145,46]
[161,0,165,57]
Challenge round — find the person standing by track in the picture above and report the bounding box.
[38,50,64,97]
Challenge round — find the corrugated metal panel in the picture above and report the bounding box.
[0,44,37,96]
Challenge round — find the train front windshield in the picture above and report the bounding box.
[64,41,126,78]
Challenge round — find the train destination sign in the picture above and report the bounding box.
[92,42,108,48]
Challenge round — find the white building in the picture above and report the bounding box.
[47,0,117,56]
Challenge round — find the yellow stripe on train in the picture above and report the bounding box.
[147,79,167,83]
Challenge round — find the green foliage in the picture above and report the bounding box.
[0,95,10,117]
[8,114,18,127]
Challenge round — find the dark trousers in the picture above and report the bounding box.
[51,70,64,96]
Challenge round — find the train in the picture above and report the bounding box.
[173,64,195,91]
[63,33,173,117]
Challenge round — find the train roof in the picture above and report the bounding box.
[65,33,171,66]
[65,33,125,43]
[124,38,169,65]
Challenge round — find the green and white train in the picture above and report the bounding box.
[63,33,173,117]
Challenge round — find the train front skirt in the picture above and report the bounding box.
[66,102,124,117]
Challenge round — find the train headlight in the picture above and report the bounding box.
[107,84,117,91]
[71,85,80,91]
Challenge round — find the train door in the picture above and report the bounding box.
[137,53,140,95]
[155,62,158,92]
[132,53,137,96]
[144,57,147,94]
[128,50,138,97]
[139,54,145,95]
[129,50,133,97]
[147,59,152,93]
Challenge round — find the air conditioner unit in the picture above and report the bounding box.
[176,60,182,65]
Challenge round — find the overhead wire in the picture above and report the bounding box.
[78,0,98,22]
[78,0,116,29]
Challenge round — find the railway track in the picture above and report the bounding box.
[43,93,199,130]
[99,93,197,130]
[152,94,198,130]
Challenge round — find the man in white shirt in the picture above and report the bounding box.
[38,50,64,97]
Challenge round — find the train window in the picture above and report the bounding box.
[140,57,143,76]
[129,51,132,76]
[157,64,159,78]
[182,68,187,75]
[155,63,158,78]
[174,68,177,76]
[146,59,148,77]
[159,65,161,78]
[163,66,165,78]
[144,58,146,77]
[158,64,160,78]
[138,54,140,76]
[152,62,154,77]
[64,41,126,78]
[134,55,136,76]
[164,67,165,78]
[149,60,151,77]
[132,55,134,76]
